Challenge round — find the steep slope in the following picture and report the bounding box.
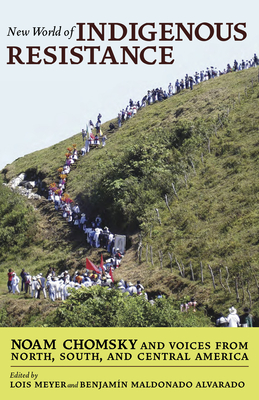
[1,66,259,325]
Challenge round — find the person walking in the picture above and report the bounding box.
[20,268,26,291]
[11,273,20,294]
[226,307,240,327]
[7,269,13,292]
[240,307,253,327]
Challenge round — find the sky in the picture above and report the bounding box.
[1,0,258,170]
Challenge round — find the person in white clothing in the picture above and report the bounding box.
[102,135,107,147]
[81,147,86,156]
[226,307,240,327]
[216,313,228,327]
[39,273,47,299]
[94,227,102,248]
[117,282,126,293]
[31,276,38,298]
[63,271,70,285]
[63,165,70,175]
[82,129,86,141]
[85,138,90,153]
[46,277,55,301]
[73,203,80,214]
[72,149,78,161]
[80,213,87,225]
[12,273,20,294]
[54,194,61,211]
[127,282,137,296]
[48,190,54,201]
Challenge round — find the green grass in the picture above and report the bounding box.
[1,67,259,325]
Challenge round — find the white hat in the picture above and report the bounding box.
[229,307,237,314]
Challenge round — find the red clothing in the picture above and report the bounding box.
[8,272,13,281]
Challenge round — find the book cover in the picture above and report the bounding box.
[1,1,258,399]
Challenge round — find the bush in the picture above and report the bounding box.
[46,286,211,327]
[0,184,36,259]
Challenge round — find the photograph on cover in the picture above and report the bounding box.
[0,0,258,330]
[1,1,259,399]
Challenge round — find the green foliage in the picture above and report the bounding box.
[0,184,36,259]
[0,307,10,327]
[46,286,211,327]
[87,120,208,230]
[1,67,259,324]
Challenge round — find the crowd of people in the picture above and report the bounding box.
[180,297,198,312]
[116,53,259,125]
[180,300,253,327]
[6,130,152,303]
[7,265,150,304]
[47,127,120,255]
[216,306,253,327]
[7,267,254,326]
[81,113,107,152]
[6,53,258,321]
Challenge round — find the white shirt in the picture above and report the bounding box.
[226,313,240,327]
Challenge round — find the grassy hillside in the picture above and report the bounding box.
[1,66,259,326]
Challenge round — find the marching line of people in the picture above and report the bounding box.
[8,266,255,326]
[6,53,258,319]
[116,53,259,128]
[7,125,145,303]
[81,113,107,153]
[47,130,120,258]
[7,264,151,304]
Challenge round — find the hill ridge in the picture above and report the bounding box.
[1,65,259,326]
